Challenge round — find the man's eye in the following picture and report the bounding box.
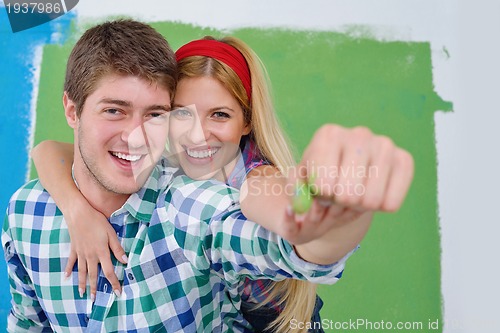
[104,108,121,115]
[146,112,168,125]
[149,112,166,118]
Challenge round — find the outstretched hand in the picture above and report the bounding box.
[298,125,414,213]
[275,125,414,261]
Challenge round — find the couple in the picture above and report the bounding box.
[2,20,414,332]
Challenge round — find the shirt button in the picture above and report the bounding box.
[127,272,135,281]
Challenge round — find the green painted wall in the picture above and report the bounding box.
[32,21,451,332]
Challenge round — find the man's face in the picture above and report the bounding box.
[69,74,170,195]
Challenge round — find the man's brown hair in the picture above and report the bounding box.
[64,19,177,116]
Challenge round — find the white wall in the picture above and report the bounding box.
[435,1,500,332]
[70,0,500,332]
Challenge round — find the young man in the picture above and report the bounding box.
[2,19,177,332]
[2,20,414,332]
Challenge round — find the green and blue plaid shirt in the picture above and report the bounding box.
[3,161,351,332]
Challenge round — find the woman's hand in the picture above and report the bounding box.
[64,196,128,301]
[32,140,128,299]
[277,196,366,246]
[290,125,414,264]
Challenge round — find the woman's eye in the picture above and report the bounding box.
[212,111,230,119]
[171,108,192,118]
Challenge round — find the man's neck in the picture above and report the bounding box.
[72,163,129,218]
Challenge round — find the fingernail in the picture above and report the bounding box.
[91,293,95,303]
[79,288,84,298]
[318,199,333,207]
[114,289,121,298]
[122,255,128,264]
[286,205,293,217]
[295,213,306,223]
[63,272,70,280]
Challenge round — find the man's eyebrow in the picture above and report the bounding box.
[98,98,131,107]
[98,98,171,111]
[146,104,171,112]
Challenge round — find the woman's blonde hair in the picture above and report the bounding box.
[176,36,318,332]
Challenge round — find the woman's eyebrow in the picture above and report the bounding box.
[208,106,236,113]
[170,104,235,113]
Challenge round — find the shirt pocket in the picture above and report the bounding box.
[122,259,190,331]
[123,260,168,315]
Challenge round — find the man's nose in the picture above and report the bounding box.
[122,118,147,149]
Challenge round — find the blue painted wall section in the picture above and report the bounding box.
[0,6,73,330]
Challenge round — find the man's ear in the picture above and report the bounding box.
[63,92,78,128]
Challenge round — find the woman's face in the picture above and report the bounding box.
[169,76,251,181]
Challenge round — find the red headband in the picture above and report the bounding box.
[176,39,252,102]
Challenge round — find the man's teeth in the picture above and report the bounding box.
[112,152,142,162]
[186,148,219,159]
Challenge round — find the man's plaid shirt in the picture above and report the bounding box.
[3,163,351,332]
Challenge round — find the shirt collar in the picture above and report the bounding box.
[225,151,247,189]
[72,158,177,223]
[122,158,177,222]
[225,139,268,189]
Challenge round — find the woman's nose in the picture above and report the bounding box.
[186,117,209,145]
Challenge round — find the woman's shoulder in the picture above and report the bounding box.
[157,175,241,222]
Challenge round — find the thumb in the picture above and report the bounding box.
[287,166,313,215]
[108,230,127,265]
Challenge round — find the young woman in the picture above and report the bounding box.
[33,36,328,332]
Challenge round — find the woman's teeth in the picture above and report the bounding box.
[186,148,219,159]
[112,152,142,162]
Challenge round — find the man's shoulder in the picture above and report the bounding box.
[7,179,55,216]
[10,178,48,198]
